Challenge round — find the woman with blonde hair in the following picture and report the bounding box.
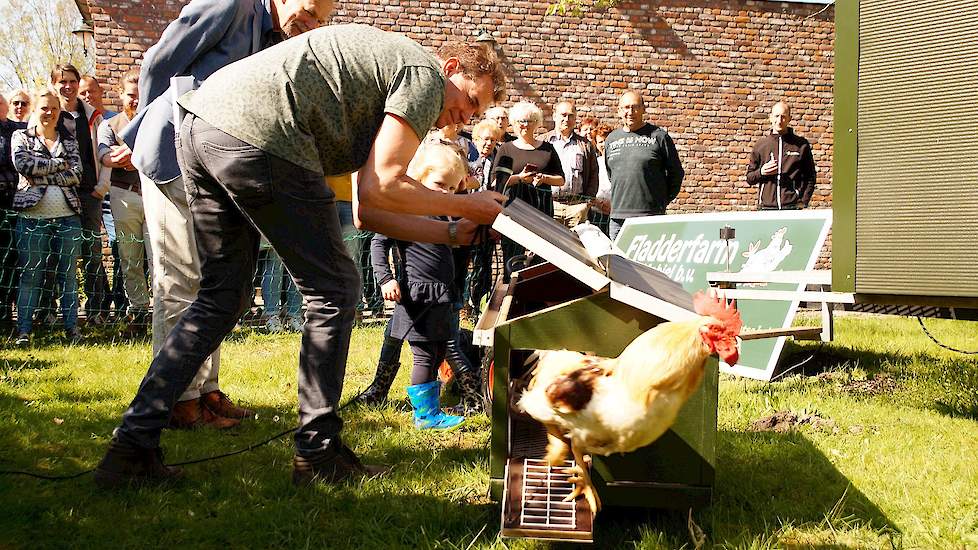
[10,87,84,345]
[490,101,564,273]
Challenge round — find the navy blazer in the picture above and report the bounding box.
[122,0,278,184]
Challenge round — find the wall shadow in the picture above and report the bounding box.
[772,341,978,420]
[0,371,898,548]
[584,428,896,547]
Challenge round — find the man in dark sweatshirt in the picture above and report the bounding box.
[605,91,684,239]
[746,101,816,210]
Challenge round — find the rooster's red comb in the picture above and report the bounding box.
[693,291,742,336]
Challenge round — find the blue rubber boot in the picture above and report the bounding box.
[406,381,465,430]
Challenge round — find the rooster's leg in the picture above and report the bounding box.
[544,427,570,466]
[564,445,601,514]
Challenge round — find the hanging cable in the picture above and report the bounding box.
[916,317,978,355]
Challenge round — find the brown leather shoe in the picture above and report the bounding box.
[292,441,388,486]
[94,437,183,489]
[201,390,254,419]
[168,398,240,430]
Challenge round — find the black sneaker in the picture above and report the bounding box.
[94,437,183,489]
[14,332,29,347]
[292,441,388,486]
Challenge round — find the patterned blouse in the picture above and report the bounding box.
[11,127,83,217]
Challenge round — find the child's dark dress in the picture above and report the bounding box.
[370,221,455,342]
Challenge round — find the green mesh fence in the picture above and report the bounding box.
[1,195,610,337]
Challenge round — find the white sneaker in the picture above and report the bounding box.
[286,317,304,332]
[265,316,284,333]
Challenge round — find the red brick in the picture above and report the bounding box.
[89,0,834,218]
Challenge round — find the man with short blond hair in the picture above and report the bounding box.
[605,91,684,239]
[79,75,115,120]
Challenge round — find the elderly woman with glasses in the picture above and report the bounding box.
[490,101,564,274]
[1,92,30,325]
[6,90,31,123]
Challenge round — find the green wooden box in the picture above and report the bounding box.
[486,263,718,509]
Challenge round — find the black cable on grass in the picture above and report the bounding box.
[0,371,381,481]
[0,467,94,480]
[0,223,494,482]
[917,317,978,355]
[166,426,297,467]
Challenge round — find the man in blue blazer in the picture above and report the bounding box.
[121,0,334,428]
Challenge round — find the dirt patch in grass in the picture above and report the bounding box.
[750,410,838,433]
[813,371,900,396]
[837,373,899,396]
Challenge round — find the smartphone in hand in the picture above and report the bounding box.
[524,163,540,174]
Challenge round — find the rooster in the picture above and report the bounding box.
[516,291,742,514]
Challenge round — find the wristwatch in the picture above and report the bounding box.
[447,220,459,246]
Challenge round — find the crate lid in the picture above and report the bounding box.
[492,199,697,322]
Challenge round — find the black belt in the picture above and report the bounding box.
[552,196,589,206]
[111,180,141,194]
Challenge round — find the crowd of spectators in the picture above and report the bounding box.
[1,64,815,347]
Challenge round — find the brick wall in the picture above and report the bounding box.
[88,0,835,214]
[87,0,184,104]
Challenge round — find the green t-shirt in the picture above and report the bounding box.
[178,24,446,176]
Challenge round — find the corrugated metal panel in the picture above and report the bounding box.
[856,0,978,297]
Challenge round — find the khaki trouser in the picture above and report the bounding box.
[552,199,590,229]
[141,173,220,401]
[109,186,152,310]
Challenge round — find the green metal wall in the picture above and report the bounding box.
[854,0,978,297]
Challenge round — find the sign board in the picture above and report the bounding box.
[614,210,832,381]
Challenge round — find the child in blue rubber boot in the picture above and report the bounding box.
[369,141,469,429]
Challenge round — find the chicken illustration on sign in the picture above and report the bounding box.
[739,227,793,287]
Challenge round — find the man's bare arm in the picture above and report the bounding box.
[357,114,504,224]
[353,175,483,245]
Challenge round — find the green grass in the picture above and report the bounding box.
[1,314,977,549]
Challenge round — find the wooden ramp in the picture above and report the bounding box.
[501,417,595,542]
[502,458,594,542]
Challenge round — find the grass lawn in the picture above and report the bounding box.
[1,314,976,549]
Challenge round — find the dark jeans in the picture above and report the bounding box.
[358,230,383,313]
[0,202,18,322]
[116,115,360,456]
[15,215,82,333]
[79,193,110,317]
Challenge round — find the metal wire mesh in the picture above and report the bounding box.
[0,194,610,337]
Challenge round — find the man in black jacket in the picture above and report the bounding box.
[746,101,816,210]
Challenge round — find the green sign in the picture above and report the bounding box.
[615,210,832,380]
